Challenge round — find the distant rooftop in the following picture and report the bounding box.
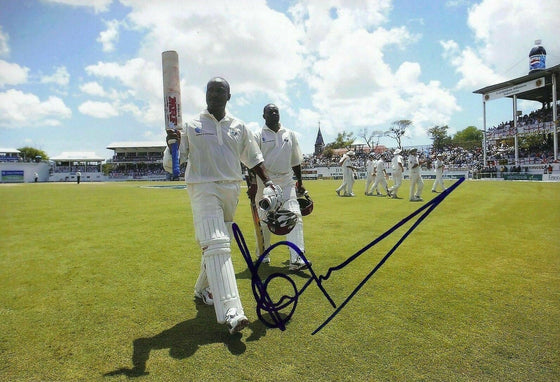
[106,141,165,149]
[50,152,105,161]
[0,148,21,154]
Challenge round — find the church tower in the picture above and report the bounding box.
[314,121,325,156]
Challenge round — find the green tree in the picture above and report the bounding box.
[428,125,452,151]
[17,146,49,162]
[519,133,553,153]
[102,163,114,175]
[452,126,483,150]
[325,131,355,150]
[387,120,411,149]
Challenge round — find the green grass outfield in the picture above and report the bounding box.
[1,179,559,381]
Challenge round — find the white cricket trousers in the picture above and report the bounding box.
[389,172,403,196]
[409,170,424,199]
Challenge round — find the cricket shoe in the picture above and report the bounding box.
[289,257,311,271]
[225,308,249,334]
[194,287,214,306]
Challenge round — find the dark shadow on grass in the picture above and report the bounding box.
[104,301,258,378]
[236,262,311,281]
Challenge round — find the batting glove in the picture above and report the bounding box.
[259,181,283,212]
[166,128,181,149]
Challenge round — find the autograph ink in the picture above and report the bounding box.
[232,177,464,334]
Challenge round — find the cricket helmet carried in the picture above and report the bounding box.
[263,209,298,235]
[297,192,314,216]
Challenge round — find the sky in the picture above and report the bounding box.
[0,0,559,159]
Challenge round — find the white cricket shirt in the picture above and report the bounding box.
[255,124,302,180]
[163,110,263,183]
[409,154,420,173]
[392,155,403,173]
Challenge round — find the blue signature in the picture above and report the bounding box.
[232,177,464,335]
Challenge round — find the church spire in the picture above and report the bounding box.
[314,121,325,156]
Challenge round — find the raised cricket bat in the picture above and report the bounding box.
[245,175,265,258]
[162,50,182,178]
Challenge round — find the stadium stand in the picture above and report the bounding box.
[106,141,175,181]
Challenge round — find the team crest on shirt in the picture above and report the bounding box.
[194,127,214,136]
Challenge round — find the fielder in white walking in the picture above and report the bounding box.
[249,104,310,271]
[432,153,447,192]
[163,77,280,334]
[336,151,358,196]
[408,148,424,201]
[371,154,389,196]
[365,153,376,195]
[387,149,404,198]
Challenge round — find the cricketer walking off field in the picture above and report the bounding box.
[252,104,309,270]
[388,149,404,198]
[432,154,447,192]
[408,148,424,201]
[365,153,376,195]
[163,77,279,334]
[372,154,389,196]
[336,151,357,196]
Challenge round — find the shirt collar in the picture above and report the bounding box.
[263,123,283,133]
[202,108,232,123]
[201,109,231,145]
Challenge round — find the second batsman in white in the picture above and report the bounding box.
[248,104,310,271]
[163,77,279,334]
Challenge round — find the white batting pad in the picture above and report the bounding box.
[204,245,243,323]
[194,214,243,323]
[193,253,208,294]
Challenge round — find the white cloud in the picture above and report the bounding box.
[441,40,504,90]
[287,1,454,141]
[445,0,560,90]
[84,0,306,126]
[41,66,70,87]
[84,58,162,123]
[79,81,130,101]
[0,60,29,87]
[97,19,120,52]
[0,89,71,128]
[123,0,305,101]
[80,81,106,97]
[78,100,119,118]
[0,27,9,57]
[85,58,160,96]
[44,0,112,13]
